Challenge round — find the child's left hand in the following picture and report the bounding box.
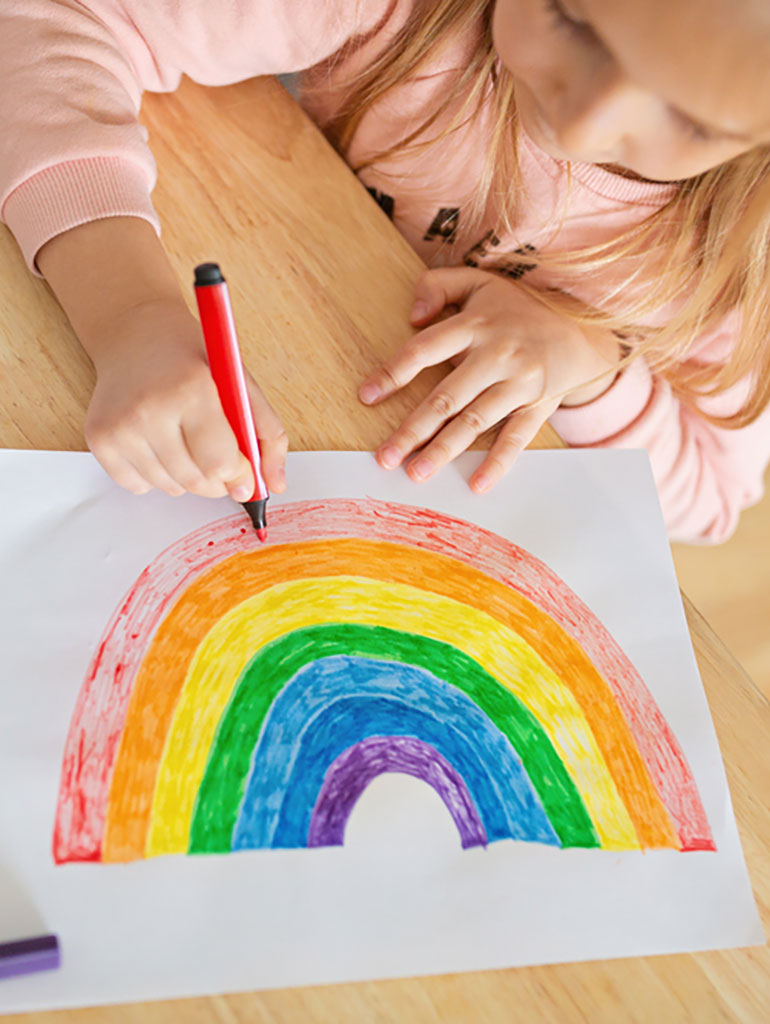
[359,267,622,493]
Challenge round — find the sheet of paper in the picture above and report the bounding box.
[0,449,762,1012]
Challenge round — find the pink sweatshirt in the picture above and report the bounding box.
[2,0,768,543]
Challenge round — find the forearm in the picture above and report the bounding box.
[36,217,193,369]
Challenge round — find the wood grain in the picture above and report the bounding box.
[1,76,767,1023]
[673,486,770,698]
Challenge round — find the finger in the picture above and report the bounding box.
[152,422,231,499]
[470,401,559,494]
[410,267,490,326]
[245,376,289,493]
[404,380,517,482]
[359,315,475,405]
[120,438,188,497]
[376,355,501,470]
[90,446,153,496]
[181,396,253,499]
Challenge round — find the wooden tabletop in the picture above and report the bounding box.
[1,76,768,1023]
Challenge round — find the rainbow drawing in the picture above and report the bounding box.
[53,498,715,864]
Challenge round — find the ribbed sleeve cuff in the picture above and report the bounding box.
[2,156,159,275]
[549,357,655,446]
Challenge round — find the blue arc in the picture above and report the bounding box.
[231,655,558,850]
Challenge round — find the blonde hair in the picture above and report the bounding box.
[322,0,770,428]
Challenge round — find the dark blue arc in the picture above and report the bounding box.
[231,655,558,850]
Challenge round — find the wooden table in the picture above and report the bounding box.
[1,76,768,1023]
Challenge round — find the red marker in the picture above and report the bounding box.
[194,262,269,540]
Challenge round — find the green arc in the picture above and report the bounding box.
[188,623,599,853]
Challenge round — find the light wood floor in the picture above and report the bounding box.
[672,469,770,699]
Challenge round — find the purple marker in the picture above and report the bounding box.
[0,934,60,980]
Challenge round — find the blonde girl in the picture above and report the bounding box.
[2,0,769,542]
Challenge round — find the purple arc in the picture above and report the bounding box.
[307,734,488,849]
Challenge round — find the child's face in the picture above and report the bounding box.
[493,0,770,180]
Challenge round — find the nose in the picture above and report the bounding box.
[546,66,652,161]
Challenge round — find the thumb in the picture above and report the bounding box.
[410,267,489,326]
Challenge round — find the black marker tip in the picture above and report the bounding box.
[242,498,267,541]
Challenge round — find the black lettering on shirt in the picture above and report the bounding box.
[464,234,537,280]
[463,229,500,267]
[367,187,395,220]
[423,207,460,243]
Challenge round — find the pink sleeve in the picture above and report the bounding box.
[0,0,159,273]
[549,314,770,544]
[0,0,391,273]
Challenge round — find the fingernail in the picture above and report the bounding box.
[232,484,252,502]
[472,473,491,493]
[275,469,286,491]
[359,382,382,404]
[410,457,432,481]
[378,445,401,469]
[411,299,429,320]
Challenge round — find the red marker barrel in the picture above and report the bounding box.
[194,263,269,538]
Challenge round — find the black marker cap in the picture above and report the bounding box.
[242,498,267,532]
[194,262,225,286]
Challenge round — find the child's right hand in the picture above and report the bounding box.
[85,298,288,500]
[36,217,287,502]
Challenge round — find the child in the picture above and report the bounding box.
[2,0,769,543]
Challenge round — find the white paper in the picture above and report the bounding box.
[0,449,762,1013]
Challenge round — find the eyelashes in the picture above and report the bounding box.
[668,108,715,142]
[541,0,719,145]
[542,0,590,36]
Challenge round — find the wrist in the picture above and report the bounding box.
[89,298,204,377]
[559,367,620,407]
[560,327,624,407]
[38,217,187,359]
